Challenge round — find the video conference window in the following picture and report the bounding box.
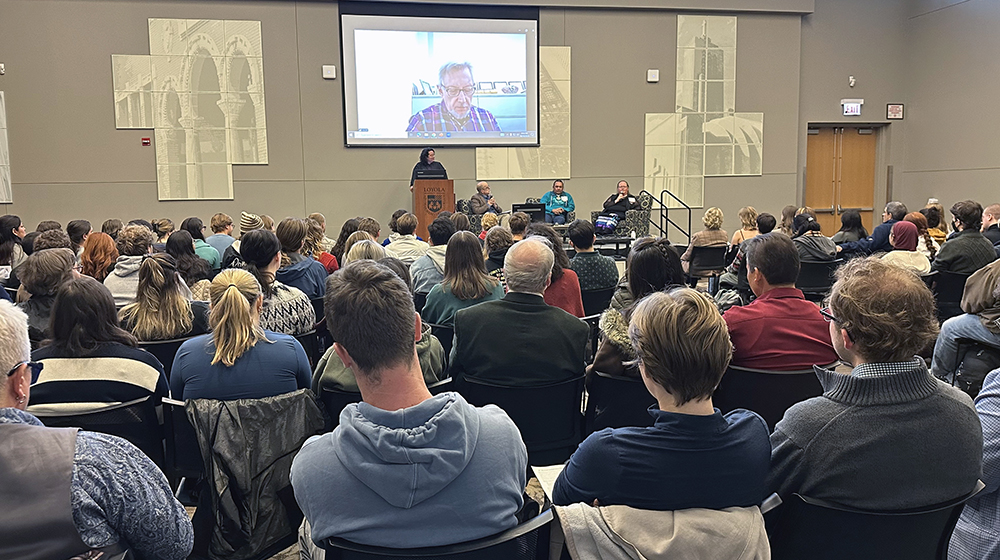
[341,10,539,147]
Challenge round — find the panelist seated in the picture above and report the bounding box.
[469,181,503,215]
[541,179,575,225]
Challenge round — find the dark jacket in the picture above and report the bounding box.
[275,253,328,299]
[601,194,640,220]
[186,389,325,560]
[933,228,998,274]
[837,219,897,255]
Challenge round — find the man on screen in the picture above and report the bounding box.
[407,62,501,133]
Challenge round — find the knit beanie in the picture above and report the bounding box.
[240,212,264,233]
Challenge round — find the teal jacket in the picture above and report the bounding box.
[193,239,222,271]
[541,191,575,215]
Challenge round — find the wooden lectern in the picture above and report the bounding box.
[412,179,455,241]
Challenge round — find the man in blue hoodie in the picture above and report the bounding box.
[291,260,527,550]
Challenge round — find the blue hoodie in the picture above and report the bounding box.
[275,253,327,299]
[291,392,527,548]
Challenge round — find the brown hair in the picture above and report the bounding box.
[302,218,326,259]
[484,225,513,257]
[904,211,937,260]
[119,254,193,341]
[738,206,758,230]
[210,212,233,233]
[101,219,125,240]
[151,218,174,241]
[509,212,530,236]
[828,256,938,362]
[80,232,119,282]
[32,229,71,251]
[116,224,155,257]
[450,212,472,233]
[629,288,732,405]
[357,217,381,239]
[443,231,498,300]
[19,248,75,297]
[396,213,418,236]
[526,222,570,281]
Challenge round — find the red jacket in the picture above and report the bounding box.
[544,269,585,318]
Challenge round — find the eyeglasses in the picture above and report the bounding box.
[7,361,42,379]
[819,307,840,324]
[441,86,476,97]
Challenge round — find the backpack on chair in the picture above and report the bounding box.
[953,341,1000,399]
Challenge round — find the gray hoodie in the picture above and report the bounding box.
[103,255,144,307]
[410,245,448,294]
[291,392,527,548]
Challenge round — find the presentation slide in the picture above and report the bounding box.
[341,13,538,147]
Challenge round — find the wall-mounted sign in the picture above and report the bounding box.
[841,98,864,117]
[887,104,904,120]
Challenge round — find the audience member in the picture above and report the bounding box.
[680,207,728,273]
[527,223,585,317]
[221,211,264,269]
[101,218,124,240]
[837,201,905,255]
[19,231,39,257]
[469,181,503,215]
[568,219,619,292]
[591,237,684,380]
[32,228,72,251]
[596,181,639,234]
[342,230,374,261]
[720,213,778,298]
[450,211,474,235]
[723,233,838,370]
[881,220,931,274]
[483,225,513,290]
[119,254,210,341]
[479,212,499,240]
[381,209,408,247]
[779,205,797,236]
[29,276,167,414]
[17,248,76,348]
[357,216,381,241]
[66,219,91,259]
[982,204,1000,245]
[384,213,429,265]
[165,230,212,300]
[275,217,328,299]
[128,219,154,233]
[411,217,455,295]
[260,214,275,231]
[170,269,311,401]
[731,206,760,246]
[930,257,1000,381]
[79,232,118,282]
[0,214,28,286]
[292,260,526,548]
[791,213,836,261]
[377,257,411,290]
[509,211,530,241]
[0,300,193,559]
[330,218,360,266]
[308,212,336,253]
[767,257,982,510]
[179,217,222,271]
[150,217,173,251]
[303,218,338,274]
[35,220,62,232]
[240,229,316,335]
[934,200,997,274]
[205,212,236,257]
[904,211,940,261]
[830,209,868,243]
[104,224,154,307]
[343,239,386,265]
[925,199,951,238]
[422,231,504,327]
[541,179,575,225]
[554,288,770,510]
[450,237,589,385]
[922,205,948,244]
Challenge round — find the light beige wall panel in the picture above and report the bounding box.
[900,169,1000,216]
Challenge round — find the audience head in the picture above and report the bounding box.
[208,269,267,367]
[756,213,777,234]
[48,276,137,355]
[387,209,407,234]
[240,211,265,236]
[20,232,39,256]
[343,230,374,258]
[450,212,472,233]
[702,207,724,230]
[951,200,983,231]
[80,232,119,282]
[119,253,193,341]
[443,231,497,300]
[838,210,868,237]
[626,237,684,301]
[890,220,919,251]
[165,229,211,287]
[0,215,25,267]
[32,229,71,251]
[484,226,514,257]
[326,260,417,381]
[239,229,282,298]
[260,214,275,231]
[276,217,308,255]
[36,220,62,233]
[395,213,418,236]
[116,224,155,257]
[151,218,174,242]
[745,233,800,294]
[792,213,821,238]
[437,211,454,220]
[780,205,797,233]
[210,212,233,234]
[308,212,327,231]
[427,216,456,247]
[332,218,360,261]
[504,237,553,295]
[101,218,124,240]
[984,204,1000,230]
[568,219,596,250]
[357,217,381,240]
[526,222,570,281]
[738,207,758,231]
[343,239,386,265]
[377,257,411,291]
[827,256,938,364]
[629,288,732,406]
[0,301,31,408]
[66,219,91,253]
[885,201,908,222]
[128,219,154,233]
[795,207,817,220]
[302,218,326,258]
[509,212,530,238]
[179,217,206,241]
[904,211,930,235]
[925,201,949,233]
[480,212,499,232]
[19,248,76,297]
[921,205,942,229]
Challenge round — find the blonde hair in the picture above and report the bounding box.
[480,213,499,231]
[344,239,386,265]
[738,206,758,230]
[119,254,193,341]
[703,207,724,230]
[208,269,267,366]
[343,230,374,259]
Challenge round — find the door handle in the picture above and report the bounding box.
[838,206,874,213]
[814,207,835,214]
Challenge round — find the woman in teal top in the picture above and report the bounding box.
[180,217,222,271]
[421,231,504,327]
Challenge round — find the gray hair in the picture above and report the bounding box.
[439,62,474,85]
[476,181,489,193]
[885,201,908,221]
[0,301,30,392]
[504,237,554,294]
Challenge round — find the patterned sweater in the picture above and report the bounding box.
[261,281,316,336]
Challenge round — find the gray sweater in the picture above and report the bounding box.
[767,360,982,510]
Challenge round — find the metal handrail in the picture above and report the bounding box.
[657,189,692,243]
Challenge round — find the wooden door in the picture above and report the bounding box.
[805,127,878,235]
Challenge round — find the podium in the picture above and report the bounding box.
[412,179,455,241]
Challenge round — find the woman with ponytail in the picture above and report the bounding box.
[119,253,210,341]
[239,228,315,335]
[169,269,311,401]
[904,211,940,262]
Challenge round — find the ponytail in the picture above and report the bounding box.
[208,269,267,366]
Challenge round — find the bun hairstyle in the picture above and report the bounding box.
[792,213,822,238]
[239,229,282,298]
[152,218,174,241]
[276,217,308,267]
[208,269,268,367]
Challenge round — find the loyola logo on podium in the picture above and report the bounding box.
[426,195,443,212]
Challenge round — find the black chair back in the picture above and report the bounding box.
[320,386,363,428]
[427,377,453,395]
[163,398,204,495]
[582,314,601,365]
[584,371,656,435]
[428,323,454,365]
[138,336,192,381]
[921,271,938,290]
[36,397,164,467]
[688,245,729,275]
[456,376,584,465]
[766,482,985,560]
[324,508,553,560]
[713,364,832,431]
[796,259,843,301]
[581,288,615,316]
[295,330,321,368]
[933,270,972,322]
[413,292,428,314]
[312,297,332,348]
